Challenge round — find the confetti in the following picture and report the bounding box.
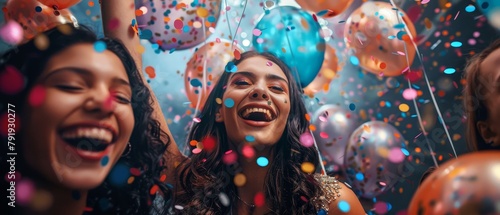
[224,98,235,108]
[256,157,269,167]
[94,41,107,53]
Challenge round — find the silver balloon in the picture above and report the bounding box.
[344,121,409,198]
[311,104,360,173]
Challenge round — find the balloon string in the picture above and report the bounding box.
[224,0,233,44]
[388,5,439,167]
[184,18,209,156]
[230,0,248,50]
[276,5,327,175]
[389,0,457,159]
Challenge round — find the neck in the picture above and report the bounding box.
[235,147,274,214]
[22,177,87,215]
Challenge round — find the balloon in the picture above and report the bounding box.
[185,39,244,109]
[304,45,338,96]
[344,121,408,198]
[253,6,325,88]
[0,20,24,45]
[36,0,81,9]
[477,0,500,31]
[136,0,222,51]
[344,1,417,77]
[408,151,500,215]
[4,0,77,43]
[295,0,354,17]
[311,104,360,173]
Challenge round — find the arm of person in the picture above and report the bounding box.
[328,182,366,215]
[99,0,185,182]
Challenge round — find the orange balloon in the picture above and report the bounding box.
[344,1,416,77]
[36,0,81,9]
[185,40,244,109]
[408,151,500,215]
[296,0,354,17]
[5,0,77,43]
[304,45,339,96]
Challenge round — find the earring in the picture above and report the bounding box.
[122,142,131,157]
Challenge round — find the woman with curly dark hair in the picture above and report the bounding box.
[174,51,364,214]
[0,22,171,215]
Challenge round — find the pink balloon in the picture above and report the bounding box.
[0,20,24,45]
[136,0,221,51]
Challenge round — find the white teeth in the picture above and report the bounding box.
[61,127,113,143]
[242,107,273,120]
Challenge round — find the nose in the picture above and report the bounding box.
[83,86,116,115]
[249,86,269,100]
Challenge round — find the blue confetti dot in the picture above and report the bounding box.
[35,6,42,12]
[245,135,255,142]
[444,68,456,74]
[338,200,351,212]
[349,103,356,111]
[131,19,137,26]
[109,163,130,187]
[387,202,393,211]
[151,43,160,50]
[401,148,410,156]
[224,98,235,108]
[190,79,202,87]
[101,156,109,166]
[355,172,364,181]
[349,56,359,66]
[169,48,176,54]
[257,157,269,167]
[379,15,384,20]
[388,35,396,39]
[393,23,405,29]
[139,29,153,40]
[317,208,327,215]
[225,62,237,72]
[207,16,216,22]
[94,41,107,53]
[397,31,407,40]
[450,41,462,47]
[385,101,391,108]
[465,5,476,12]
[183,25,190,33]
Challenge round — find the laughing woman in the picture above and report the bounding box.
[174,51,365,215]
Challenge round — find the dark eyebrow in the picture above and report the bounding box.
[231,71,289,84]
[42,67,130,86]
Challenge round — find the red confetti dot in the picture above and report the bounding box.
[0,65,24,95]
[254,192,265,207]
[145,66,156,79]
[222,150,237,165]
[202,136,216,151]
[234,49,241,60]
[174,19,183,29]
[130,168,141,176]
[107,18,120,31]
[150,184,159,195]
[28,85,46,107]
[160,174,167,182]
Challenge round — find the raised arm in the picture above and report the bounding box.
[100,0,185,180]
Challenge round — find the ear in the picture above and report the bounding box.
[215,106,224,122]
[477,120,496,143]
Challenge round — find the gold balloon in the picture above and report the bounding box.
[409,151,500,215]
[296,0,354,17]
[344,1,416,77]
[304,45,339,97]
[185,40,244,109]
[4,0,77,44]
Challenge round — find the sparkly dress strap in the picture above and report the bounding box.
[312,174,342,214]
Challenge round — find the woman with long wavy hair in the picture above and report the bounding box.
[174,51,364,214]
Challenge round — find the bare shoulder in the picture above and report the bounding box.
[312,174,366,215]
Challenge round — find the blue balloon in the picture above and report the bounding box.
[477,0,500,30]
[252,6,325,88]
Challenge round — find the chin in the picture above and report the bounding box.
[50,163,112,190]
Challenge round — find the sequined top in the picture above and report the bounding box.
[311,174,342,214]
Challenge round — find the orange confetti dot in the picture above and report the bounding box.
[305,114,311,121]
[145,66,156,79]
[186,109,192,115]
[379,101,386,107]
[190,140,198,146]
[438,90,445,97]
[88,1,94,7]
[150,185,159,195]
[438,155,443,161]
[363,124,371,133]
[415,147,421,153]
[160,174,167,182]
[176,3,187,9]
[309,124,316,131]
[234,49,241,60]
[135,9,143,16]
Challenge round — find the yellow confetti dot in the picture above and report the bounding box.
[301,162,315,173]
[34,34,49,51]
[234,173,247,186]
[137,44,145,54]
[377,147,389,158]
[399,104,410,112]
[322,68,335,79]
[128,176,135,184]
[197,8,209,18]
[215,98,222,104]
[196,141,204,149]
[452,134,461,141]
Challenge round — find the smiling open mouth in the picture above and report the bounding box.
[59,127,116,152]
[239,107,277,122]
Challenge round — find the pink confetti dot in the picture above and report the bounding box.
[17,179,35,204]
[0,65,24,95]
[473,31,480,38]
[320,132,329,139]
[300,132,314,147]
[192,148,202,154]
[389,148,405,163]
[0,20,23,45]
[396,51,406,55]
[256,38,264,44]
[402,88,417,100]
[28,85,46,107]
[252,29,262,36]
[468,38,476,45]
[222,150,237,164]
[242,145,255,158]
[374,201,389,214]
[174,19,183,29]
[225,6,231,11]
